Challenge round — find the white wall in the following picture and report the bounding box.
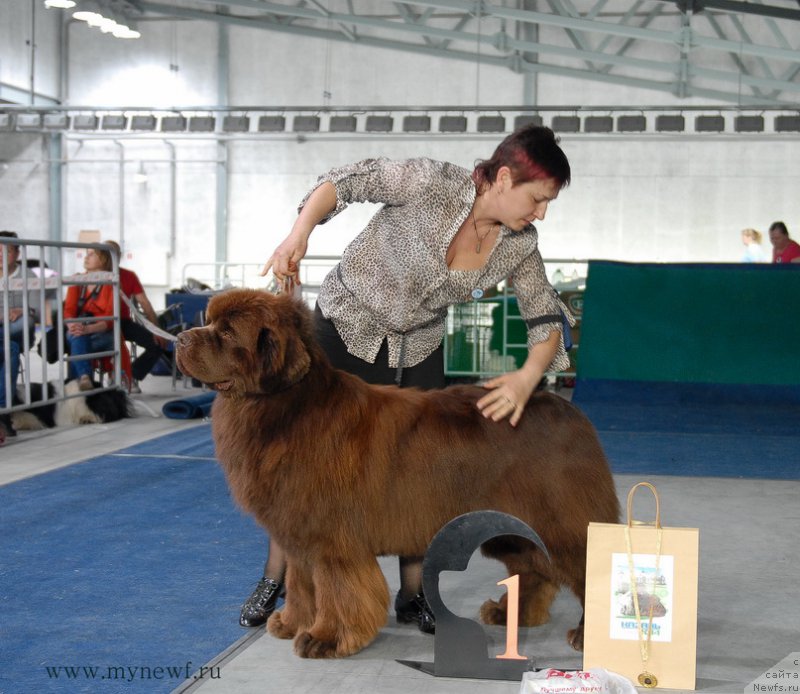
[1,1,797,309]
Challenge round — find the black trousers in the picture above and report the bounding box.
[313,305,445,390]
[121,319,169,381]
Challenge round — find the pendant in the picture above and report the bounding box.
[475,241,482,253]
[638,672,658,688]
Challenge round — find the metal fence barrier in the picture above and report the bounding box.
[1,237,124,417]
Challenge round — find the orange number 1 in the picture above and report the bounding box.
[496,574,526,660]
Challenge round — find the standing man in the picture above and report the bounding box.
[105,241,169,387]
[768,222,800,264]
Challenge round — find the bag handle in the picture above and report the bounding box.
[626,482,661,529]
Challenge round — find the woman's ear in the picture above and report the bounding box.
[495,166,513,193]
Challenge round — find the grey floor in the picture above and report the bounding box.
[2,376,796,694]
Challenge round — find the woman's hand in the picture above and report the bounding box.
[477,369,540,427]
[260,181,338,286]
[476,330,560,426]
[261,232,308,286]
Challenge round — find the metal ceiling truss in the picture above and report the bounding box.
[118,0,799,106]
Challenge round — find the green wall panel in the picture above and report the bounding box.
[578,261,800,386]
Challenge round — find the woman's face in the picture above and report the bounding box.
[494,168,561,231]
[84,249,103,271]
[769,229,788,251]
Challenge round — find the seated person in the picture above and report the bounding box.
[1,231,46,348]
[2,230,45,440]
[64,247,117,391]
[104,240,169,384]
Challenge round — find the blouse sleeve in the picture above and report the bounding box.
[511,249,575,374]
[297,158,433,224]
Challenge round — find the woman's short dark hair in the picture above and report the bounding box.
[0,230,19,251]
[769,221,789,236]
[472,125,571,193]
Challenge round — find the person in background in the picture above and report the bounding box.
[104,240,169,390]
[740,228,765,263]
[63,247,117,391]
[768,221,800,264]
[1,231,50,439]
[241,125,575,634]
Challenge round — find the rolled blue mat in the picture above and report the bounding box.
[161,391,216,419]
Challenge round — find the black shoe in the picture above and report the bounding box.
[239,577,284,628]
[0,414,16,438]
[395,591,435,635]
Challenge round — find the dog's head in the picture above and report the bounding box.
[176,289,313,396]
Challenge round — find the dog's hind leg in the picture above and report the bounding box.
[562,553,587,651]
[268,560,315,641]
[294,556,389,658]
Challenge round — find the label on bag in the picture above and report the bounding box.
[609,554,674,642]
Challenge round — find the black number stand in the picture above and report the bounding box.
[397,510,550,681]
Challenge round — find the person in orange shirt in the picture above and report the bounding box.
[63,247,116,390]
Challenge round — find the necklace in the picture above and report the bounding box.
[625,523,663,689]
[471,211,494,254]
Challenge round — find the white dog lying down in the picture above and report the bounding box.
[11,380,132,431]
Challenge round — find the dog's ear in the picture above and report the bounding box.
[256,325,311,392]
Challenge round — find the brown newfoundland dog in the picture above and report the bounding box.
[176,288,619,659]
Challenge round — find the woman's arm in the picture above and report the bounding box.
[261,181,338,284]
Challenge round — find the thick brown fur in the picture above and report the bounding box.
[176,288,620,659]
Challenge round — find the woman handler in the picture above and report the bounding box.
[239,125,574,634]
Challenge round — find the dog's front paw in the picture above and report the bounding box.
[266,611,296,640]
[294,631,338,659]
[567,623,584,651]
[479,598,507,625]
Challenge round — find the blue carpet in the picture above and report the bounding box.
[0,424,272,694]
[573,379,800,480]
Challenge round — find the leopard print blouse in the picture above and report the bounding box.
[303,157,573,372]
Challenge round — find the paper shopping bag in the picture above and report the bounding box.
[583,482,699,690]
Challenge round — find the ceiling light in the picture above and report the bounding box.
[73,114,99,130]
[439,116,467,133]
[477,115,505,133]
[365,115,393,132]
[16,113,42,130]
[402,115,431,132]
[223,116,250,132]
[44,0,77,8]
[112,25,141,39]
[551,115,581,133]
[258,116,285,132]
[130,115,156,131]
[515,115,543,129]
[43,113,70,129]
[293,116,320,132]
